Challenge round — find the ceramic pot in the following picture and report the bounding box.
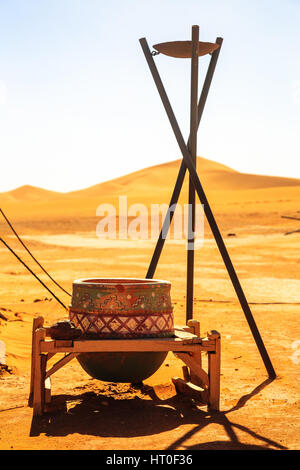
[69,278,174,382]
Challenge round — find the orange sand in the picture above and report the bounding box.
[0,157,299,450]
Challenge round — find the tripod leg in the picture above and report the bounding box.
[140,37,276,379]
[146,37,223,279]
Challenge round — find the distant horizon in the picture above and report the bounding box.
[1,154,300,195]
[1,1,299,192]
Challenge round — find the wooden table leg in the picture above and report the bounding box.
[182,365,190,381]
[44,354,52,405]
[187,320,202,386]
[174,351,209,404]
[40,353,48,411]
[28,317,44,407]
[28,322,221,414]
[32,328,46,416]
[208,331,221,411]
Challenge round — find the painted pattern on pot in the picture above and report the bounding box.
[69,278,174,339]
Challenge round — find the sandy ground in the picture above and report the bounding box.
[0,158,299,450]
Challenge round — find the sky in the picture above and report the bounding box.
[0,0,299,192]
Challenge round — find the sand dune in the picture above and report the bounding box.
[0,157,299,220]
[2,157,300,201]
[0,156,300,450]
[65,156,300,197]
[0,184,61,202]
[67,157,237,197]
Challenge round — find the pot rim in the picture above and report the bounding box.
[72,277,171,287]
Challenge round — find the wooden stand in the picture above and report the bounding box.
[28,316,221,416]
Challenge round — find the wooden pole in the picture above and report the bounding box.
[32,328,46,416]
[208,331,221,411]
[186,25,199,322]
[28,316,44,407]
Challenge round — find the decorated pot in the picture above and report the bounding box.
[69,278,174,382]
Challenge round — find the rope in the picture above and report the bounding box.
[0,208,71,296]
[0,237,68,311]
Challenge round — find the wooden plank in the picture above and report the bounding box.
[28,317,44,407]
[46,353,56,362]
[40,338,214,354]
[174,325,194,334]
[208,333,221,411]
[54,340,74,348]
[200,338,217,349]
[32,328,46,416]
[45,352,79,379]
[189,353,203,387]
[182,365,190,381]
[175,352,209,388]
[182,338,202,345]
[187,319,200,337]
[144,39,223,282]
[40,353,47,412]
[172,377,208,403]
[174,327,198,339]
[174,329,200,344]
[44,327,53,337]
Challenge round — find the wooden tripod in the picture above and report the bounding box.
[140,25,276,379]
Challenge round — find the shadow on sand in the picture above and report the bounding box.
[29,378,286,450]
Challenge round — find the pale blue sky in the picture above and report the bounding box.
[0,0,299,192]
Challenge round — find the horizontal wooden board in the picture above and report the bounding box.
[40,337,214,353]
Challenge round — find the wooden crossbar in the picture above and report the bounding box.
[45,353,79,379]
[39,337,215,354]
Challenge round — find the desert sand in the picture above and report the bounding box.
[0,156,299,450]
